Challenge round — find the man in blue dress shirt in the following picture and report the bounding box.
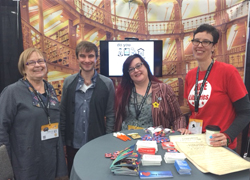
[60,41,115,176]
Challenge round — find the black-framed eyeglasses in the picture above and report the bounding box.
[128,62,144,73]
[191,39,214,47]
[26,59,46,66]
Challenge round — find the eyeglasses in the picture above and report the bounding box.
[191,39,214,47]
[26,59,46,66]
[128,62,144,73]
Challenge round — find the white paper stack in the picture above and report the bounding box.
[141,154,162,166]
[164,152,186,163]
[136,140,158,153]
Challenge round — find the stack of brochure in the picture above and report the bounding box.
[110,144,141,176]
[136,140,158,153]
[161,142,178,152]
[141,154,162,166]
[164,152,186,163]
[138,148,156,155]
[174,160,191,175]
[161,142,175,150]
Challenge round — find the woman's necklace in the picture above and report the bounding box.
[133,81,151,120]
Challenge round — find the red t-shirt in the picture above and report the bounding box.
[184,61,248,149]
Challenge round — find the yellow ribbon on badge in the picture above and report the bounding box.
[152,102,159,108]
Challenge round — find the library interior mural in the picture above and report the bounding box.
[20,0,249,105]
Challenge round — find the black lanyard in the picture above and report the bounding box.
[26,79,51,124]
[194,59,214,113]
[133,81,151,120]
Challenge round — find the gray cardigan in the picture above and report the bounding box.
[60,73,115,147]
[0,79,67,180]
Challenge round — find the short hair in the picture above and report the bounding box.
[75,41,98,59]
[193,24,220,45]
[18,48,44,76]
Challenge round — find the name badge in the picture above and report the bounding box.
[128,125,144,130]
[188,118,203,134]
[41,123,59,140]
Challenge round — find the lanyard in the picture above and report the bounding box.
[26,80,51,124]
[194,59,214,113]
[133,81,151,120]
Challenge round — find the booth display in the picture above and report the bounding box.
[100,40,163,77]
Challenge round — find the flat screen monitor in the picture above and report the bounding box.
[100,40,162,77]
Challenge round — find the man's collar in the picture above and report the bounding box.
[78,69,98,81]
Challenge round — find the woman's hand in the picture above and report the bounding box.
[209,133,227,147]
[177,128,192,135]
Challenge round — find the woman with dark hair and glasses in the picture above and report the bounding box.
[184,24,250,149]
[0,48,67,179]
[114,54,189,134]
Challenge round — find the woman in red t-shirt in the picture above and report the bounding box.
[183,24,250,149]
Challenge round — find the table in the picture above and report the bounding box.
[70,130,250,180]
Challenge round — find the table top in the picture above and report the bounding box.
[70,130,250,180]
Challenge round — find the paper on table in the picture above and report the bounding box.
[176,141,250,175]
[169,134,206,143]
[169,134,208,173]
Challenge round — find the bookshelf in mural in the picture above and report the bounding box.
[20,0,249,106]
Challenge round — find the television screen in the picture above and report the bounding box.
[100,40,162,77]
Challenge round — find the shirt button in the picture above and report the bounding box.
[84,100,86,102]
[83,110,85,113]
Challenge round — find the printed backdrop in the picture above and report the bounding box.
[20,0,249,106]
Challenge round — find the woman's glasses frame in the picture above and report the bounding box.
[191,39,214,47]
[26,59,46,66]
[128,62,144,74]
